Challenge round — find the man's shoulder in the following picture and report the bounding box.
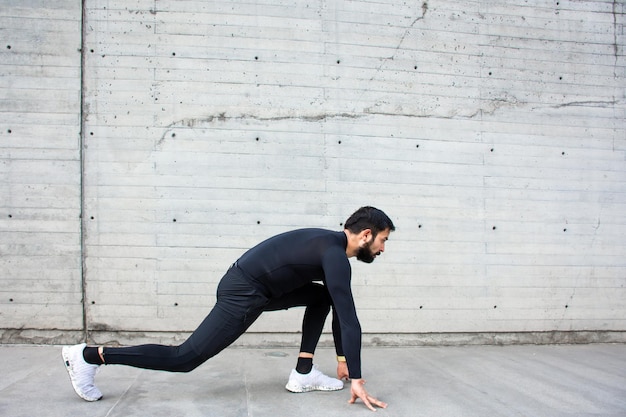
[288,228,346,244]
[288,227,334,235]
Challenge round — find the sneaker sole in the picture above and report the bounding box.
[285,383,343,393]
[62,346,102,402]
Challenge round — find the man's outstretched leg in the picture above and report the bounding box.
[263,283,344,393]
[62,267,267,401]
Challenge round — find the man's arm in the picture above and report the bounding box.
[322,249,362,379]
[322,248,387,411]
[332,308,349,380]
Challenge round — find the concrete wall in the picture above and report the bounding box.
[1,0,624,346]
[0,1,84,343]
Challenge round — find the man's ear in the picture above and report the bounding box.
[359,229,373,246]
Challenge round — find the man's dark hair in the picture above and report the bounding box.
[344,206,395,237]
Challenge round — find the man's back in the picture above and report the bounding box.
[236,228,349,297]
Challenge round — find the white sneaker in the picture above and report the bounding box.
[62,343,103,401]
[285,364,344,393]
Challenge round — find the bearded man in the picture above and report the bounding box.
[63,206,394,412]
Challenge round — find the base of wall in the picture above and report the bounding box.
[1,328,625,346]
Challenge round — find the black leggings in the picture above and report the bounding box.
[102,266,332,372]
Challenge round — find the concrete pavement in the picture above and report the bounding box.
[1,343,625,416]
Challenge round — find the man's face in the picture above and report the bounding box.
[356,228,390,263]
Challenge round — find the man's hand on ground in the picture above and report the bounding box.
[336,361,349,381]
[349,379,388,412]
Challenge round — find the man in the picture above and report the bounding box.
[62,206,394,411]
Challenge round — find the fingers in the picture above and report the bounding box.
[361,394,388,412]
[369,396,388,410]
[349,381,387,411]
[362,395,376,412]
[349,393,374,411]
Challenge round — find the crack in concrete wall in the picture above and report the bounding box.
[157,90,530,145]
[551,100,619,109]
[396,1,429,54]
[363,0,429,88]
[613,0,619,78]
[158,112,363,146]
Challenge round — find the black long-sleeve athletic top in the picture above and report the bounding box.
[236,228,363,379]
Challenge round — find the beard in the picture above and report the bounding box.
[356,241,379,263]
